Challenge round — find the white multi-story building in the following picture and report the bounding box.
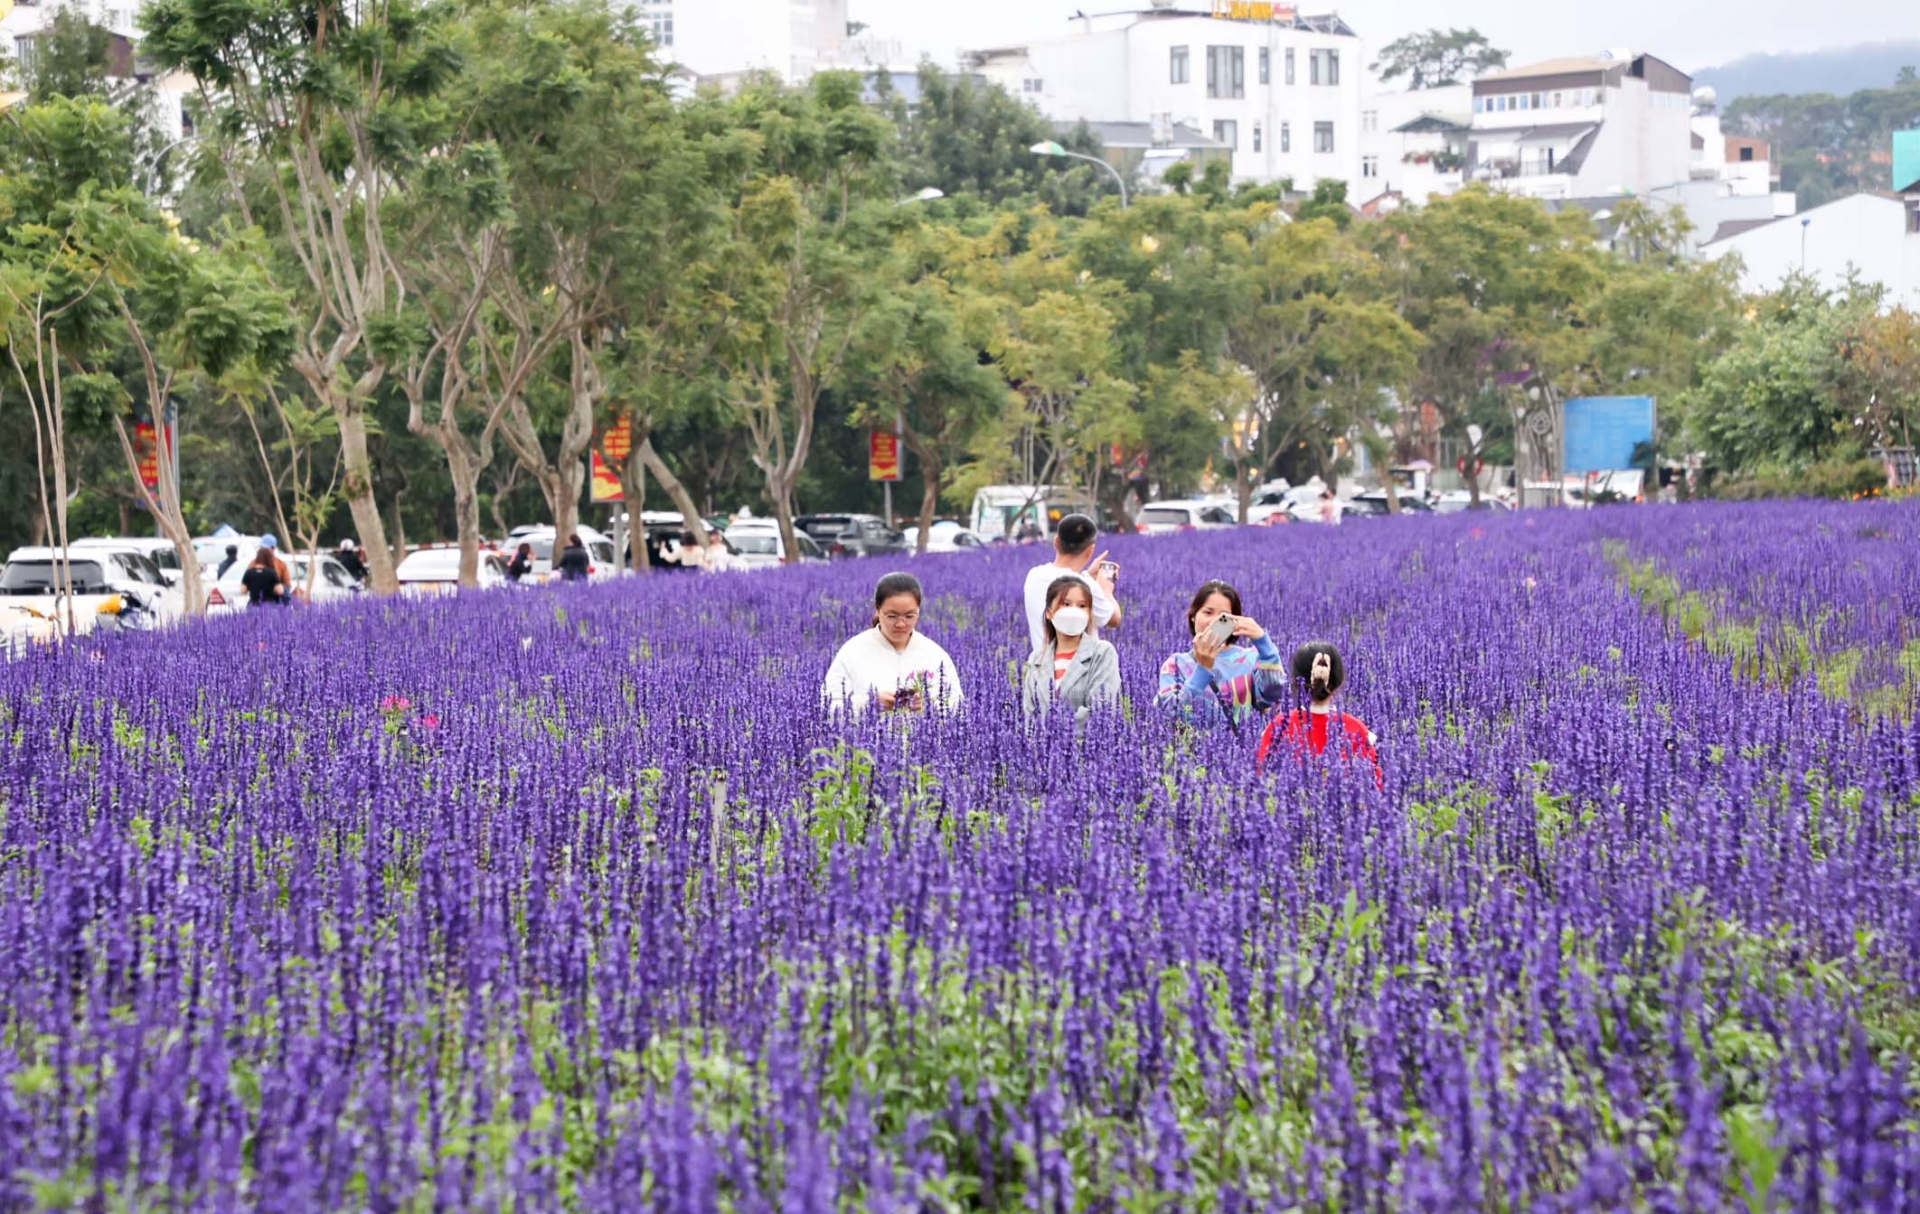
[657,0,849,84]
[4,0,196,143]
[1462,52,1694,201]
[962,2,1363,189]
[1353,84,1471,210]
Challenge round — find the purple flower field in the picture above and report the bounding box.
[2,501,1917,1210]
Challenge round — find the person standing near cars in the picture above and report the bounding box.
[216,544,240,579]
[336,538,368,583]
[1021,513,1121,653]
[1154,580,1285,730]
[240,546,287,606]
[556,534,592,582]
[1022,576,1121,722]
[507,542,535,583]
[822,572,964,716]
[261,533,293,591]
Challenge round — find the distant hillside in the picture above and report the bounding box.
[1694,41,1920,103]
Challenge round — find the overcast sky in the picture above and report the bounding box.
[851,0,1920,77]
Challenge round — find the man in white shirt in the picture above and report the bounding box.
[1021,513,1121,653]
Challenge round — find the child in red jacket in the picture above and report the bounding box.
[1257,642,1382,787]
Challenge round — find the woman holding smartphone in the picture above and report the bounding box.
[821,572,965,716]
[1153,579,1285,730]
[1022,576,1122,722]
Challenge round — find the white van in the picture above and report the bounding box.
[969,485,1098,542]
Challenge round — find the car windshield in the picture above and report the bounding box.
[1,560,112,593]
[527,538,554,561]
[1139,508,1190,526]
[146,547,180,571]
[731,534,780,556]
[798,517,850,538]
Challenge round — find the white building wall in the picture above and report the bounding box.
[1706,195,1920,309]
[1358,84,1469,204]
[672,0,845,81]
[975,14,1362,189]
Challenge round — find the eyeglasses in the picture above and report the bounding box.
[880,611,920,625]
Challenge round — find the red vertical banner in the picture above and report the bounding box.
[590,451,624,502]
[868,431,901,482]
[135,422,162,492]
[600,415,632,464]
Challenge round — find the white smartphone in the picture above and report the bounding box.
[1207,614,1235,645]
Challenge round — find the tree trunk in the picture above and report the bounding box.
[337,405,398,593]
[771,483,800,571]
[1234,456,1252,525]
[114,417,206,617]
[916,466,940,554]
[621,438,651,575]
[636,437,710,548]
[445,436,485,588]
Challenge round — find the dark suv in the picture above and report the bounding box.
[795,513,910,559]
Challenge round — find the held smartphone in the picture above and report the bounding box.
[1097,561,1119,580]
[1207,614,1236,646]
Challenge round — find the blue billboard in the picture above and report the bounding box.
[1563,396,1655,475]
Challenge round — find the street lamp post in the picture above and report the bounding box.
[1029,140,1128,208]
[1800,216,1811,272]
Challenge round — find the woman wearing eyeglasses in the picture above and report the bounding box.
[821,572,965,716]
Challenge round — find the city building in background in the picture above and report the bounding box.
[3,0,196,143]
[962,1,1363,189]
[1703,130,1920,309]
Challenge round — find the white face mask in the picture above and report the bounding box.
[1051,606,1091,638]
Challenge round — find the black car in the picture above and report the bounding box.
[794,513,910,559]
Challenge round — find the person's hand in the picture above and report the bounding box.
[876,689,899,711]
[1088,550,1116,592]
[1231,615,1265,641]
[1193,626,1227,671]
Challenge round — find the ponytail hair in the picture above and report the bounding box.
[1291,642,1345,703]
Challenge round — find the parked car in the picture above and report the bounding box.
[794,513,909,559]
[71,537,193,586]
[1348,492,1435,518]
[206,552,363,614]
[396,549,510,594]
[902,522,988,553]
[723,521,827,569]
[2,547,182,642]
[1434,491,1514,514]
[1134,501,1238,535]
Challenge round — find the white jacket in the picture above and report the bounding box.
[820,627,964,716]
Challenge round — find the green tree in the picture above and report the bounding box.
[1371,186,1606,505]
[142,0,468,592]
[1371,28,1510,90]
[1682,275,1892,477]
[882,65,1113,214]
[0,97,289,622]
[699,71,896,566]
[846,226,1014,552]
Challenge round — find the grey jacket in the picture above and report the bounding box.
[1022,638,1122,722]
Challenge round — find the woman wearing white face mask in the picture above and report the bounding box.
[1022,576,1122,722]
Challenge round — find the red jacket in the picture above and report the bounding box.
[1257,709,1382,787]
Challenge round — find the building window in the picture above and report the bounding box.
[1023,78,1044,93]
[1362,155,1377,178]
[1313,121,1333,153]
[1280,121,1290,153]
[1285,47,1295,85]
[1551,91,1562,107]
[1170,45,1189,84]
[1253,121,1263,152]
[1309,48,1340,86]
[1258,46,1269,84]
[1213,119,1239,150]
[1739,146,1754,162]
[1362,109,1377,133]
[1206,46,1245,100]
